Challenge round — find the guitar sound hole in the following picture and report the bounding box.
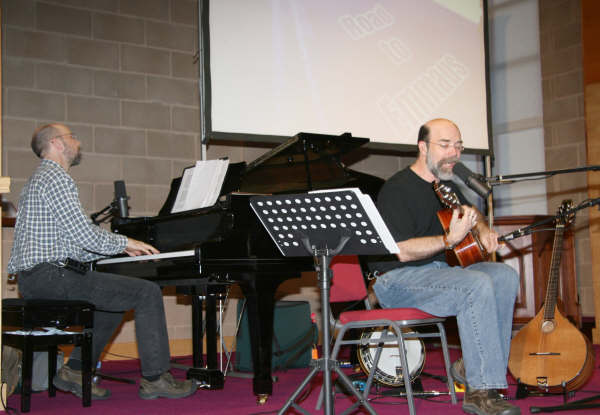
[541,320,555,333]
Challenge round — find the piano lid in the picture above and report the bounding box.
[241,132,370,194]
[245,132,368,171]
[156,132,374,215]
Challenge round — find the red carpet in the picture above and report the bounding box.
[6,346,600,414]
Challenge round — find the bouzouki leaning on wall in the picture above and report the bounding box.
[508,200,595,392]
[433,182,489,267]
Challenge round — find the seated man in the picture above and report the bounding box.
[371,118,520,415]
[8,123,197,401]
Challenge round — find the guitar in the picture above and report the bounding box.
[433,182,488,267]
[508,200,595,392]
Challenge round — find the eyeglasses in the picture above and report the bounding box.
[427,140,465,152]
[52,133,78,141]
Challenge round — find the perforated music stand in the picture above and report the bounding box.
[250,188,398,415]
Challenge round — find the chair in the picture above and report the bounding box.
[318,255,457,415]
[2,298,94,413]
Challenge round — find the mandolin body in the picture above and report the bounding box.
[508,305,594,392]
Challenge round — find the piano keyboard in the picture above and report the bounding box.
[96,250,195,265]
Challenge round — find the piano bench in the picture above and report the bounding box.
[2,298,95,413]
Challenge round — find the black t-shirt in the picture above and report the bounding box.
[372,166,469,273]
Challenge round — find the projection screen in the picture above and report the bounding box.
[203,0,492,153]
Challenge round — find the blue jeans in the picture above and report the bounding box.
[373,261,519,389]
[18,263,171,377]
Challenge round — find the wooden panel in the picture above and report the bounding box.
[494,215,579,326]
[583,0,600,345]
[582,0,600,85]
[585,82,600,343]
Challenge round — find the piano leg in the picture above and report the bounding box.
[205,285,220,370]
[191,294,204,368]
[185,285,225,389]
[238,273,287,403]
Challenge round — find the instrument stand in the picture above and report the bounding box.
[517,380,600,413]
[515,379,600,413]
[529,394,600,413]
[514,379,573,402]
[249,189,399,415]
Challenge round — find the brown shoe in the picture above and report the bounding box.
[451,358,467,387]
[463,389,520,415]
[138,372,197,400]
[53,366,111,400]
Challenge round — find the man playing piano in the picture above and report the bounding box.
[371,118,520,415]
[7,123,197,401]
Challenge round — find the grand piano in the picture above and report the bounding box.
[95,132,384,400]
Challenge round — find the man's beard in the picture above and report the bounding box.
[70,151,82,167]
[427,152,458,181]
[65,148,82,167]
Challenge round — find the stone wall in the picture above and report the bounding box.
[0,0,403,356]
[538,0,592,315]
[0,0,277,354]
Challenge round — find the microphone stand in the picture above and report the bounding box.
[484,166,600,413]
[486,165,600,186]
[90,202,118,225]
[485,165,600,241]
[498,197,600,242]
[484,164,600,247]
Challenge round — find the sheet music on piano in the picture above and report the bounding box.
[171,159,230,213]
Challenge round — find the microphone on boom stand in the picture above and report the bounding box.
[453,162,492,199]
[110,180,130,227]
[114,180,129,218]
[91,180,130,225]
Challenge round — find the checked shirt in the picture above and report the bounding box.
[8,159,127,273]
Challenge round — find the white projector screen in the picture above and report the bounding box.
[203,0,492,153]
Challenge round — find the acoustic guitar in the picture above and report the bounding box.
[508,200,595,392]
[433,182,488,267]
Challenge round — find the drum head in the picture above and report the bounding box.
[357,328,425,387]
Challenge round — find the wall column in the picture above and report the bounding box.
[582,0,600,343]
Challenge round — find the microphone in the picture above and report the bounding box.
[113,180,129,218]
[453,162,492,198]
[498,228,525,242]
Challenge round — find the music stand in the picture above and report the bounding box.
[250,188,399,415]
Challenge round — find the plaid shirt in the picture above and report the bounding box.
[8,159,127,273]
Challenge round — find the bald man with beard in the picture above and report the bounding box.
[371,119,520,415]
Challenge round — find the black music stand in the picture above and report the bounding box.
[250,188,398,415]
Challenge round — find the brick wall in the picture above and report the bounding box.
[538,0,592,316]
[0,0,277,353]
[0,0,403,355]
[2,0,203,215]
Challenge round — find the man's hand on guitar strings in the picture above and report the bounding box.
[447,206,477,246]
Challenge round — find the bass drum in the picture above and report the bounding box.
[357,328,425,387]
